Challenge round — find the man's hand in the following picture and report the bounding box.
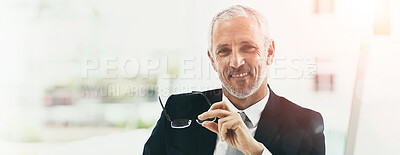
[198,101,264,155]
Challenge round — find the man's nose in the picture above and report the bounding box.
[229,49,245,68]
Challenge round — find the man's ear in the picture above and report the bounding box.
[267,40,275,66]
[207,50,217,72]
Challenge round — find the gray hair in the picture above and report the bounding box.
[208,5,272,57]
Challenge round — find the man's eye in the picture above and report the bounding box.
[241,46,256,52]
[217,49,231,55]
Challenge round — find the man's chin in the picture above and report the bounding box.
[225,85,252,96]
[227,89,253,99]
[223,80,263,99]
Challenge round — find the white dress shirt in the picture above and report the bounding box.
[213,89,272,155]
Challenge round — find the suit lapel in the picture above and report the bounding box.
[197,89,222,155]
[255,86,284,148]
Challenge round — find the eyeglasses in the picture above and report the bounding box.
[158,91,217,129]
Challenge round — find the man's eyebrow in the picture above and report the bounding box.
[240,41,255,44]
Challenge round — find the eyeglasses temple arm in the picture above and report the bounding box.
[158,96,172,122]
[192,91,213,106]
[200,93,213,106]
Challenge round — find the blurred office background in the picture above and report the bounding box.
[0,0,399,154]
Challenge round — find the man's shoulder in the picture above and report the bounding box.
[276,95,324,134]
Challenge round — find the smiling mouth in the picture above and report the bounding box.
[231,72,249,78]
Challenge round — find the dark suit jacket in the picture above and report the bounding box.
[143,86,325,155]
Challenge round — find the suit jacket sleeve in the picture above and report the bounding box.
[142,109,168,154]
[299,111,325,155]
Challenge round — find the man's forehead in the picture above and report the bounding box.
[212,17,263,46]
[214,36,257,47]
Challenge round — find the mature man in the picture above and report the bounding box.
[143,5,325,155]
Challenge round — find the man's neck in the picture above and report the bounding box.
[223,81,269,110]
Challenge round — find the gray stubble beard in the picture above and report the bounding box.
[218,62,268,99]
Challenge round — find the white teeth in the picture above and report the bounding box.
[232,72,248,78]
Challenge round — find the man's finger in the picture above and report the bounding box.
[202,121,218,134]
[209,101,231,111]
[218,117,228,141]
[218,116,238,142]
[198,109,230,120]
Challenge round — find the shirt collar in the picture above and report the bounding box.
[222,88,270,127]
